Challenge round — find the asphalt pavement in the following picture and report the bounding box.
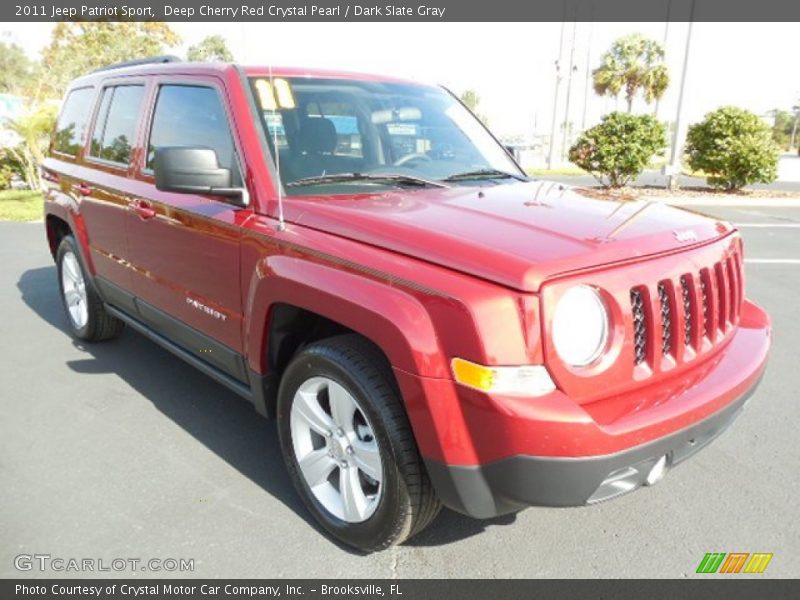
[1,204,799,578]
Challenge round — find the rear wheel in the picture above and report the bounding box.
[56,235,124,342]
[277,334,440,552]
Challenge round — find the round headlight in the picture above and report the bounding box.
[552,285,609,367]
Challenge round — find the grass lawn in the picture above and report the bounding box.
[0,190,43,221]
[526,166,586,177]
[527,158,670,179]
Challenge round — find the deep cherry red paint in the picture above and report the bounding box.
[43,63,770,468]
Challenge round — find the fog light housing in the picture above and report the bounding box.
[645,455,669,486]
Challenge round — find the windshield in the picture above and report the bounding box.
[248,76,524,194]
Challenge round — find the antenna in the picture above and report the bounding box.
[268,63,286,232]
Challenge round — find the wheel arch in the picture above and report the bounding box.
[247,255,445,375]
[44,200,95,275]
[245,255,448,417]
[45,213,71,259]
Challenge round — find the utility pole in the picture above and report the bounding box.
[561,18,578,162]
[667,0,696,190]
[790,102,800,151]
[547,18,567,169]
[581,18,594,131]
[654,0,672,118]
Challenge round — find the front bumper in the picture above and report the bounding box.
[408,299,770,519]
[425,374,761,518]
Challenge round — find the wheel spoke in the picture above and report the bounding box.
[64,255,80,283]
[298,448,337,488]
[293,389,334,436]
[64,289,81,307]
[328,381,357,431]
[340,465,368,522]
[352,440,382,482]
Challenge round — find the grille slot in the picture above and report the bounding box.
[657,282,672,356]
[631,289,647,366]
[680,275,693,347]
[733,252,744,318]
[726,257,738,320]
[699,270,712,338]
[715,262,728,330]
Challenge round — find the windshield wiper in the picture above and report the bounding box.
[286,172,449,189]
[442,168,527,182]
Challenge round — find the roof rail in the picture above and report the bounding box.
[92,55,182,73]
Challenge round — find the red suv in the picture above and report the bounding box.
[42,57,770,552]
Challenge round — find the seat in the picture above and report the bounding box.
[291,118,339,179]
[289,118,363,180]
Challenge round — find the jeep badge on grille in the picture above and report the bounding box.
[674,229,698,243]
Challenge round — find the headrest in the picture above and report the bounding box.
[296,118,337,154]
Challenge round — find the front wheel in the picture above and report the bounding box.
[277,334,440,552]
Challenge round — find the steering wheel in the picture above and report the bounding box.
[393,152,432,167]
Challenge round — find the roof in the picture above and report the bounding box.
[66,60,431,89]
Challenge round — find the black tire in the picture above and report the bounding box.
[56,235,124,342]
[277,334,441,552]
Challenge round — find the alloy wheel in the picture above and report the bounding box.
[61,250,88,329]
[290,376,383,523]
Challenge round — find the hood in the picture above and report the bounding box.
[286,180,734,292]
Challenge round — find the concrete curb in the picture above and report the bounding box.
[659,196,800,207]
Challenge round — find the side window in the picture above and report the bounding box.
[53,87,94,156]
[147,85,238,181]
[89,85,145,165]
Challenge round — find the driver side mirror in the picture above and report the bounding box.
[153,147,244,200]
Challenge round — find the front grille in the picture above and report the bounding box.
[630,249,742,368]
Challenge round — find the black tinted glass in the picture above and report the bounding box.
[148,85,236,175]
[53,87,94,156]
[90,85,144,164]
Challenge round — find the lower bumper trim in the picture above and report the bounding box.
[424,375,761,518]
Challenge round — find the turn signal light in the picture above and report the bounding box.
[451,357,556,396]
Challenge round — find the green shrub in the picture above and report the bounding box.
[569,112,666,187]
[0,149,20,190]
[0,165,13,190]
[685,106,779,190]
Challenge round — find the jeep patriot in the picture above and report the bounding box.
[42,57,771,551]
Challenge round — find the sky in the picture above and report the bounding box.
[2,21,798,139]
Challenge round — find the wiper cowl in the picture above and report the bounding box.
[443,169,527,183]
[286,172,449,189]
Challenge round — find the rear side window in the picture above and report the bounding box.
[147,85,237,174]
[53,87,94,156]
[89,85,145,165]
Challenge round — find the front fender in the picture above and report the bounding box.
[244,254,448,379]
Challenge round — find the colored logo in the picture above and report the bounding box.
[696,552,773,574]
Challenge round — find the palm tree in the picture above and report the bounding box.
[459,89,489,125]
[592,34,670,113]
[3,103,58,190]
